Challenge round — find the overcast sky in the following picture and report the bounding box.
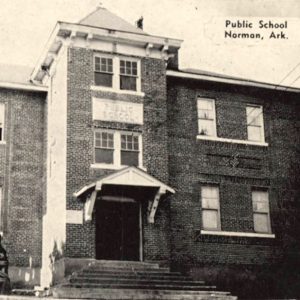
[0,0,300,87]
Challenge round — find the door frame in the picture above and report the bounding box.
[100,196,143,261]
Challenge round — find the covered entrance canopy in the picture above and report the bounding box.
[73,166,175,224]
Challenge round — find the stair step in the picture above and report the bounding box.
[82,268,177,275]
[65,282,217,290]
[71,277,205,285]
[72,276,204,285]
[87,260,160,269]
[53,287,237,300]
[76,272,190,280]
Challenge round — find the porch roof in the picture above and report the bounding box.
[73,166,175,198]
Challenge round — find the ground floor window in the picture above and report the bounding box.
[252,190,271,233]
[201,185,221,230]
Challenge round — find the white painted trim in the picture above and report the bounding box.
[91,85,145,97]
[0,82,48,92]
[196,135,269,146]
[0,141,6,145]
[167,70,300,93]
[201,230,275,238]
[90,163,147,172]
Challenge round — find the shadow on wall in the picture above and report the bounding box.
[49,240,65,286]
[9,266,40,288]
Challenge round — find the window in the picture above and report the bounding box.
[120,60,137,91]
[94,56,113,87]
[201,186,221,230]
[252,190,271,233]
[246,105,265,142]
[197,98,216,136]
[94,131,114,164]
[94,130,142,168]
[121,133,139,166]
[0,104,4,141]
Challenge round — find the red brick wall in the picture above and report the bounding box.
[167,78,300,298]
[65,47,171,263]
[0,88,46,267]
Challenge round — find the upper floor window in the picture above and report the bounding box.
[201,186,221,230]
[94,130,142,168]
[252,190,271,233]
[197,98,216,137]
[120,60,138,91]
[94,57,113,87]
[246,105,265,142]
[0,104,5,141]
[93,55,141,94]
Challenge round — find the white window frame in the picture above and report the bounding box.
[201,185,221,231]
[252,190,271,234]
[196,101,268,147]
[91,55,143,96]
[246,105,265,143]
[94,55,114,88]
[92,129,143,170]
[197,98,217,137]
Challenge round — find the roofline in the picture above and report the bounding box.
[166,70,300,93]
[58,21,183,46]
[0,81,48,92]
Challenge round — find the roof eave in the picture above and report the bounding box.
[166,70,300,93]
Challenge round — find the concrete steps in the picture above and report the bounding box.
[52,260,237,299]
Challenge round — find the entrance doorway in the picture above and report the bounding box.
[95,199,140,261]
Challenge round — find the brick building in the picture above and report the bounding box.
[0,7,299,298]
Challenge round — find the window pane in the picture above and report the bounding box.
[198,119,215,136]
[95,73,113,87]
[198,109,214,119]
[252,191,268,202]
[198,99,213,110]
[202,210,218,230]
[121,151,139,166]
[248,126,261,141]
[254,213,269,233]
[247,106,262,126]
[120,76,137,91]
[95,148,114,164]
[202,186,219,199]
[202,197,219,209]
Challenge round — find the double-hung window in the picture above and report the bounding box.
[201,186,221,230]
[252,190,271,233]
[246,105,265,142]
[197,98,216,136]
[94,56,113,87]
[94,131,114,164]
[121,133,139,167]
[94,130,142,168]
[120,59,138,91]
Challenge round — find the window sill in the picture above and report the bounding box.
[201,230,275,238]
[196,135,269,147]
[91,85,145,97]
[91,163,147,171]
[0,141,6,145]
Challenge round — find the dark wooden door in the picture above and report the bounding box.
[95,200,140,261]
